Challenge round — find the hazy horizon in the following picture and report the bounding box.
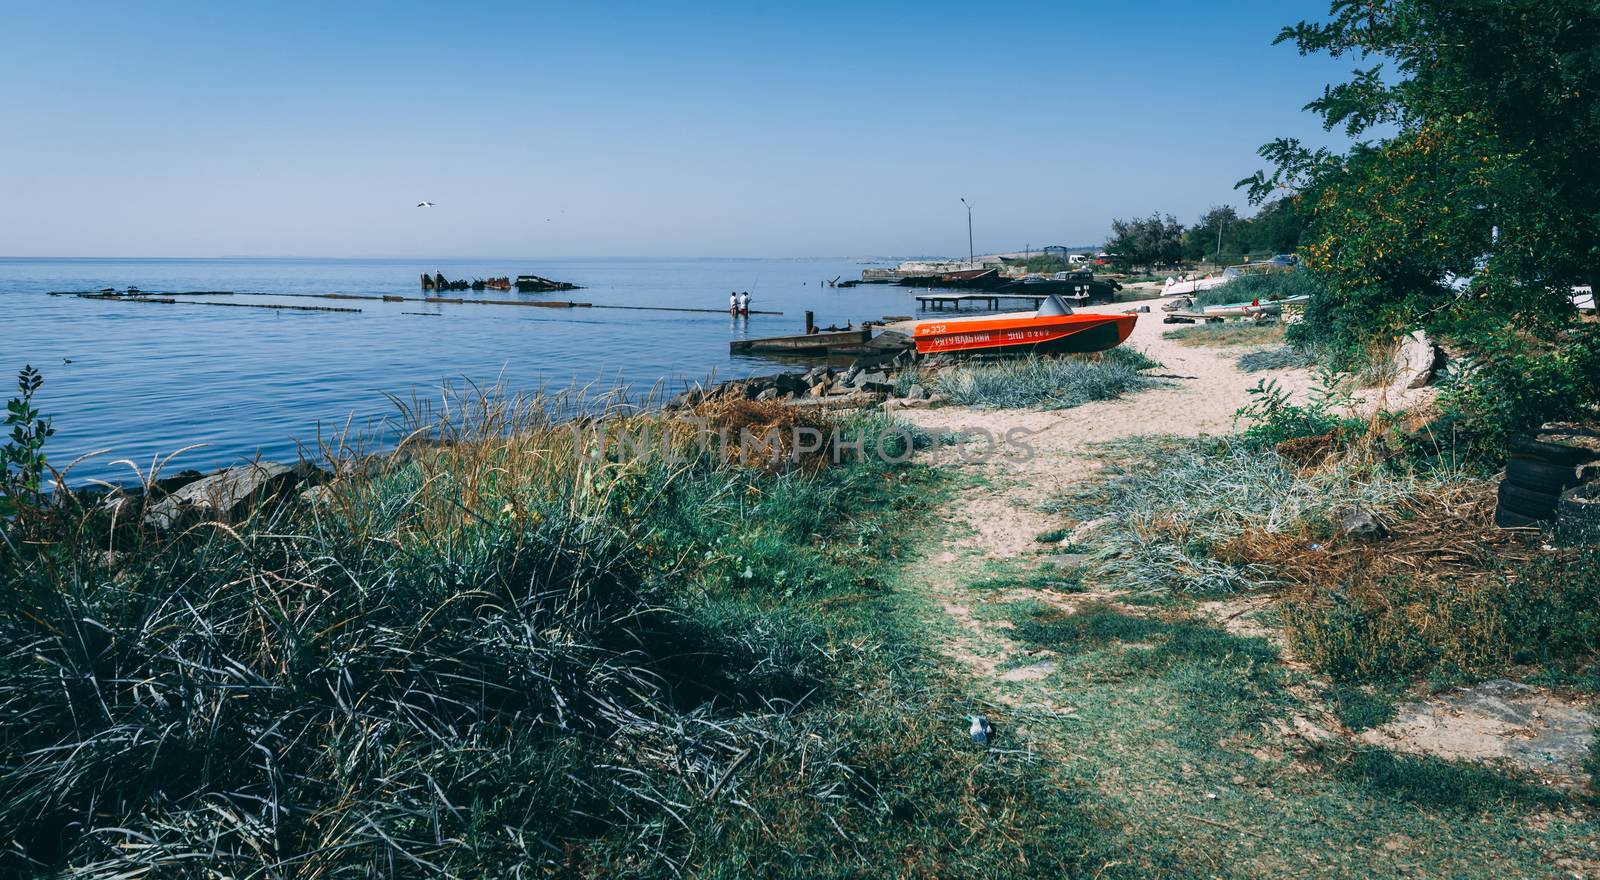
[3,1,1356,259]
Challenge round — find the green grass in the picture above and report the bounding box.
[1238,345,1322,372]
[1331,747,1568,811]
[1329,684,1400,731]
[1191,268,1325,308]
[0,390,1117,878]
[931,349,1161,410]
[1282,548,1600,685]
[1164,321,1286,347]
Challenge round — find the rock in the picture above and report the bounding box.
[1390,329,1442,393]
[143,461,307,529]
[755,387,780,401]
[906,383,928,401]
[1062,515,1114,546]
[1339,508,1389,542]
[852,370,891,391]
[300,484,335,506]
[808,382,829,397]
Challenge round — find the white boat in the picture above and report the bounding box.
[1162,274,1231,296]
[1575,286,1595,312]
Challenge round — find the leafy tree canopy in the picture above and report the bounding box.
[1241,0,1600,443]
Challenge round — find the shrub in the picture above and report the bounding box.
[1281,547,1600,684]
[1234,370,1362,448]
[1238,345,1322,372]
[932,349,1160,410]
[1192,267,1325,308]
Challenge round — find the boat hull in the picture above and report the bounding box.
[912,313,1137,355]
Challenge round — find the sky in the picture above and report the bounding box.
[0,1,1359,258]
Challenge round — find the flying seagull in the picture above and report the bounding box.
[416,201,434,208]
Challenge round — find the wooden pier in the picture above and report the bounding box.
[730,327,870,355]
[914,292,1085,311]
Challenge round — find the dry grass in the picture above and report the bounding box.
[683,397,835,471]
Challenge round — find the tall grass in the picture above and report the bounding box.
[0,386,1109,877]
[1192,268,1325,308]
[1046,436,1477,595]
[931,349,1161,410]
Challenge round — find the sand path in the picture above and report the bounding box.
[900,297,1320,559]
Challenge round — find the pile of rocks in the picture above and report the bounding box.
[668,352,951,412]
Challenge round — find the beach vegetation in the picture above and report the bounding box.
[929,349,1160,410]
[1241,0,1600,451]
[1163,321,1285,348]
[0,380,1112,878]
[0,366,54,526]
[1237,345,1321,372]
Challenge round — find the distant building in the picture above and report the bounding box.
[1040,245,1071,256]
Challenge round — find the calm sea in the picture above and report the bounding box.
[1,257,916,483]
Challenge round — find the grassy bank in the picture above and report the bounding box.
[909,348,1161,410]
[1164,322,1286,348]
[0,385,1110,878]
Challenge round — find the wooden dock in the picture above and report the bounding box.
[730,328,870,355]
[915,292,1085,311]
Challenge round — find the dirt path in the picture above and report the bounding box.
[894,299,1317,697]
[883,298,1600,877]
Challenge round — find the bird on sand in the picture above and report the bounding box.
[416,201,434,208]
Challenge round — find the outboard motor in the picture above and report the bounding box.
[1035,294,1074,317]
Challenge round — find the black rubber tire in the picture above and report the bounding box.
[1556,483,1600,532]
[1494,506,1545,529]
[1496,481,1560,519]
[1510,436,1600,467]
[1505,456,1584,496]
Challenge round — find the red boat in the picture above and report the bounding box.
[911,296,1137,355]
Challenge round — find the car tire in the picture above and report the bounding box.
[1497,481,1561,519]
[1494,506,1544,529]
[1505,457,1584,496]
[1510,436,1600,467]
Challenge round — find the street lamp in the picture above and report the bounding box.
[960,198,975,267]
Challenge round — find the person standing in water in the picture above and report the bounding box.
[729,291,739,314]
[739,290,751,315]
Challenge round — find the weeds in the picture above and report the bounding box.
[1048,435,1477,595]
[1164,322,1285,347]
[1281,547,1600,685]
[0,381,1114,878]
[1234,369,1362,447]
[931,349,1160,410]
[0,366,53,524]
[1238,345,1322,372]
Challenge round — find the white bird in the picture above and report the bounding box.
[968,715,992,745]
[416,201,434,208]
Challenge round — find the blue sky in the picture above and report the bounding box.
[0,1,1356,258]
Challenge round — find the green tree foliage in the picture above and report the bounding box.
[1105,213,1185,270]
[1182,205,1240,262]
[1241,0,1600,445]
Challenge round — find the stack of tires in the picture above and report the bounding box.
[1494,429,1600,528]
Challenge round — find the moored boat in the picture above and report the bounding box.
[911,295,1137,355]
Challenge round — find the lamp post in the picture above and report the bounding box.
[960,198,975,267]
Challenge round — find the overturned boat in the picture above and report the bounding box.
[911,295,1137,356]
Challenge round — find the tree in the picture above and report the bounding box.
[1241,0,1600,445]
[1182,205,1240,263]
[1105,213,1185,271]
